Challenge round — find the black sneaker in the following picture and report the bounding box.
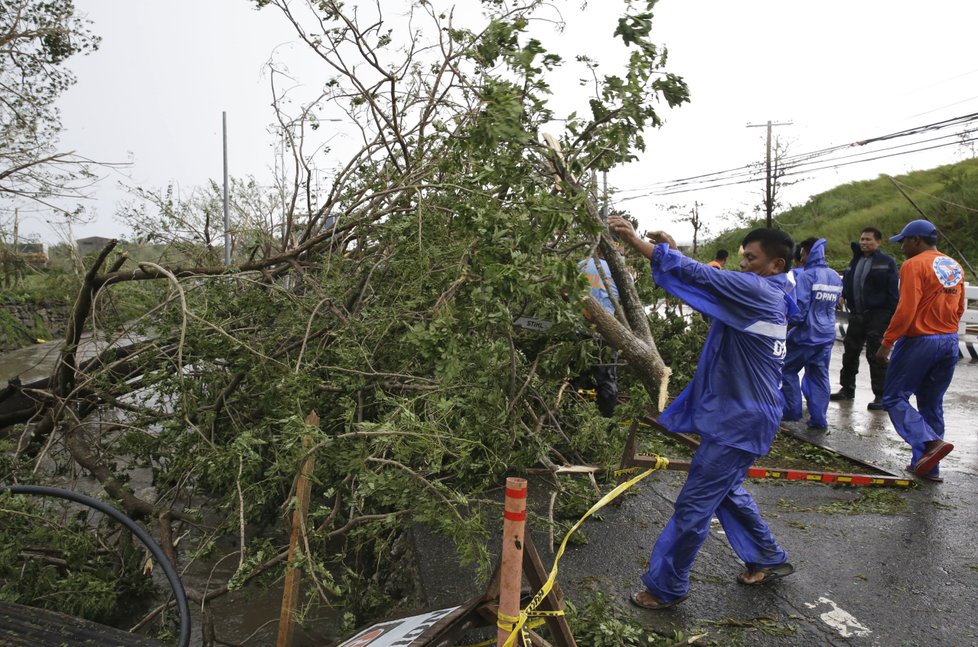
[867,398,885,411]
[829,389,854,401]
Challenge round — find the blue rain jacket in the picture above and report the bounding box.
[788,239,842,347]
[651,244,797,455]
[579,258,619,315]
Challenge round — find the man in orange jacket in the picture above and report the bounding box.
[707,249,728,269]
[875,220,965,482]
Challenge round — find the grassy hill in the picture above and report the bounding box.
[701,157,978,275]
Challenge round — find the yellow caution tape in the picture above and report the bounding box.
[491,612,552,647]
[496,611,520,632]
[461,617,548,647]
[501,456,669,647]
[612,466,642,477]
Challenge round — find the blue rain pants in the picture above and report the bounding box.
[781,341,833,429]
[882,334,958,477]
[640,440,789,602]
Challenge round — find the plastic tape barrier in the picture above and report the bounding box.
[500,456,669,647]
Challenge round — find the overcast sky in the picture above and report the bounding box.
[19,0,978,243]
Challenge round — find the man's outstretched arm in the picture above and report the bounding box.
[608,215,675,259]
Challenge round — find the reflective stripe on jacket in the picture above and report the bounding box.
[650,244,796,455]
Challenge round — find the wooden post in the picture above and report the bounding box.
[276,411,319,647]
[497,477,527,647]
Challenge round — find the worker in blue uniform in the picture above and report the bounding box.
[782,238,843,430]
[608,215,796,609]
[576,255,621,417]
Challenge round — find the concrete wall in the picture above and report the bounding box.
[0,303,69,352]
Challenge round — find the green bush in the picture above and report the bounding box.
[0,491,156,625]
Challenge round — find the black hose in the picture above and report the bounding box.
[0,484,192,647]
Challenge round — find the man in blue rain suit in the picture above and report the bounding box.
[782,238,843,430]
[608,215,796,609]
[576,253,621,417]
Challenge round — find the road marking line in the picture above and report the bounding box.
[805,596,872,637]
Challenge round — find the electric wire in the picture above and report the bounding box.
[617,111,978,199]
[644,136,978,197]
[891,177,978,215]
[886,176,978,282]
[779,136,978,179]
[620,112,978,192]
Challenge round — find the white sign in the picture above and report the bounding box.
[337,606,461,647]
[513,316,552,331]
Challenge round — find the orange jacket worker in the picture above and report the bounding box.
[876,220,965,482]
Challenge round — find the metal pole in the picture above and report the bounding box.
[223,111,231,266]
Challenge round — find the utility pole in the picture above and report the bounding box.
[222,111,231,266]
[746,120,791,228]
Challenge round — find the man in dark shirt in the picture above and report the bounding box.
[831,227,899,410]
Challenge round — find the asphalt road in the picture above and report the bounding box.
[418,342,978,646]
[563,342,978,646]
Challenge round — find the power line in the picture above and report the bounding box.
[906,95,978,120]
[853,111,978,146]
[777,130,968,177]
[644,135,978,197]
[626,111,978,192]
[900,67,978,95]
[781,135,977,178]
[891,177,978,215]
[616,111,978,199]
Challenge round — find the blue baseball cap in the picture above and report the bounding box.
[889,219,937,242]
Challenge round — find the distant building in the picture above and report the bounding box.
[76,236,113,257]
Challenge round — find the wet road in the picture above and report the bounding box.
[0,339,64,383]
[565,342,978,646]
[419,341,978,646]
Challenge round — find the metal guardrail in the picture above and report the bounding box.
[835,282,978,361]
[961,283,978,332]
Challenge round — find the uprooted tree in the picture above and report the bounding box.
[0,0,694,639]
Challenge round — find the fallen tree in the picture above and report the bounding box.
[1,1,694,640]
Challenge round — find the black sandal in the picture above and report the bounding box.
[629,589,688,609]
[737,562,795,586]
